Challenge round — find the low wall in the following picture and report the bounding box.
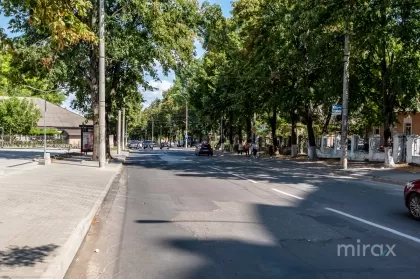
[412,156,420,165]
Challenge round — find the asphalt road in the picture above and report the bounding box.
[65,149,420,279]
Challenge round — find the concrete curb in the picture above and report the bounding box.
[40,163,124,279]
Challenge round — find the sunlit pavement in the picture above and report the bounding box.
[66,149,420,279]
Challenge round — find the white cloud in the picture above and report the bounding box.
[142,79,174,107]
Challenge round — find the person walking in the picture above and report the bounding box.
[238,141,244,155]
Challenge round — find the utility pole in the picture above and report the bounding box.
[122,107,126,150]
[160,125,162,144]
[185,101,188,148]
[117,110,121,154]
[341,17,350,169]
[98,0,106,168]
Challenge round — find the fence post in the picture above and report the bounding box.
[392,133,404,163]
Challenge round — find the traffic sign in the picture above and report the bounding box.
[332,104,342,116]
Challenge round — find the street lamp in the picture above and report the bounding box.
[24,85,61,163]
[170,93,188,148]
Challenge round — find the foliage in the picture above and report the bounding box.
[0,96,41,135]
[29,127,59,135]
[1,0,96,49]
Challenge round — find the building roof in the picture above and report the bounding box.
[0,96,92,129]
[62,128,82,136]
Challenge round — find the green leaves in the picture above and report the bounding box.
[0,96,41,135]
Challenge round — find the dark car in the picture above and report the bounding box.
[160,142,170,149]
[195,142,213,156]
[404,180,420,220]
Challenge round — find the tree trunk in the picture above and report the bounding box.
[381,42,395,167]
[271,106,277,151]
[321,113,331,135]
[238,126,243,142]
[307,115,317,161]
[105,108,112,159]
[291,112,297,157]
[246,117,252,141]
[229,112,233,148]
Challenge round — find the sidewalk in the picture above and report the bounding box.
[0,151,128,279]
[218,151,419,186]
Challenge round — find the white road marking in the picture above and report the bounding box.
[272,188,304,200]
[231,173,258,183]
[325,207,420,244]
[209,167,257,183]
[209,166,223,172]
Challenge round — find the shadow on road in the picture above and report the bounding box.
[126,151,420,278]
[0,244,59,267]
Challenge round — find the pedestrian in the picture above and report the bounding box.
[253,142,259,158]
[238,141,244,155]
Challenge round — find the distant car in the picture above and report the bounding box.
[160,142,170,149]
[143,140,154,150]
[128,140,139,149]
[137,141,143,148]
[195,142,213,156]
[404,180,420,220]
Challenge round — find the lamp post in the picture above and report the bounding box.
[24,85,61,163]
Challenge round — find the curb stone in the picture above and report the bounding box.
[40,163,124,279]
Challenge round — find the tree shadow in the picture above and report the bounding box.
[0,244,59,267]
[127,151,420,278]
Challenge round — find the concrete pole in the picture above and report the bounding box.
[340,18,350,169]
[44,92,47,160]
[98,0,106,168]
[122,108,126,150]
[117,110,121,154]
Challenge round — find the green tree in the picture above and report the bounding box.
[0,97,41,140]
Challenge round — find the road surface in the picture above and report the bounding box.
[65,149,420,279]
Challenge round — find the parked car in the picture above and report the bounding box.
[160,142,170,149]
[404,179,420,220]
[195,142,213,156]
[143,140,154,150]
[137,141,143,148]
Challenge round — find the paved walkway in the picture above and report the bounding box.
[0,151,128,279]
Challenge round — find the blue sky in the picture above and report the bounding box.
[0,0,232,110]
